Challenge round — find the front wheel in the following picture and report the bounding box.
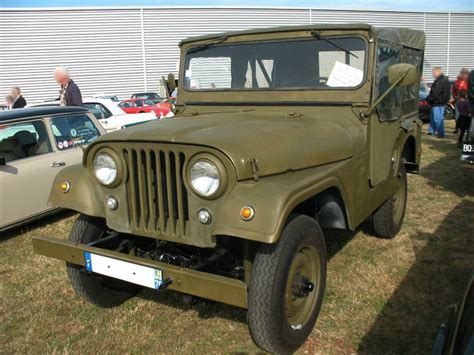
[248,215,327,354]
[66,214,141,308]
[372,163,408,238]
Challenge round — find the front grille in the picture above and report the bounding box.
[123,147,189,237]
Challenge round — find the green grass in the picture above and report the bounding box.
[1,120,473,354]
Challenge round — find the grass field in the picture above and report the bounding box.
[1,120,473,354]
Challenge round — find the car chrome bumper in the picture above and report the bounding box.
[32,236,247,308]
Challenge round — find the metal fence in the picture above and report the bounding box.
[0,7,473,102]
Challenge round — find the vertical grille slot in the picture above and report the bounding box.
[124,146,188,238]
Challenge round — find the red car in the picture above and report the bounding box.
[118,99,171,117]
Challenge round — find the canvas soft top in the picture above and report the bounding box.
[179,23,425,50]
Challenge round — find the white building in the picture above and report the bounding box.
[0,6,473,102]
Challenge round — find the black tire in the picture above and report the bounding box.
[372,163,408,238]
[248,215,327,354]
[66,214,141,308]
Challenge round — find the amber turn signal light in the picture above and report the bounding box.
[240,206,255,221]
[60,181,71,193]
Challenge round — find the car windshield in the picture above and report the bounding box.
[184,37,366,91]
[50,113,100,150]
[134,93,159,100]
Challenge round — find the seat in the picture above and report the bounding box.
[13,130,37,157]
[0,137,25,163]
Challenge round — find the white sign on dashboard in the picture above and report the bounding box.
[326,61,364,88]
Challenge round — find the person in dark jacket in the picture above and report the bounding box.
[427,67,450,138]
[11,87,27,109]
[54,66,83,106]
[468,69,474,117]
[455,90,471,147]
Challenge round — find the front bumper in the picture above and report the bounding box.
[32,236,247,308]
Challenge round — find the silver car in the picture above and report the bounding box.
[0,106,105,231]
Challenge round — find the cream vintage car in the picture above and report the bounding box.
[32,98,159,133]
[0,106,105,231]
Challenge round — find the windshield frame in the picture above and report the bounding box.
[182,35,369,93]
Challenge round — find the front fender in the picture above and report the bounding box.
[211,159,351,244]
[48,164,105,217]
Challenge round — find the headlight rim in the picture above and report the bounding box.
[187,154,227,200]
[92,149,123,187]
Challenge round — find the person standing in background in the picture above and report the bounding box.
[427,67,450,138]
[54,66,83,106]
[452,68,469,133]
[5,95,14,110]
[11,87,27,109]
[455,90,471,147]
[468,70,474,120]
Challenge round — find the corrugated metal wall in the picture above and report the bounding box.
[1,7,473,102]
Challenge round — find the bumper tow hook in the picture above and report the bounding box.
[158,277,173,290]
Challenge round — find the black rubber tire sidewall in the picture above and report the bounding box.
[248,215,327,354]
[66,214,141,308]
[372,163,408,239]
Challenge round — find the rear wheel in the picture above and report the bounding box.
[372,163,407,238]
[248,215,327,354]
[66,214,141,308]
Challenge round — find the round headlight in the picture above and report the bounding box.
[190,160,221,197]
[94,153,118,186]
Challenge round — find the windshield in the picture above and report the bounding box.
[184,37,366,91]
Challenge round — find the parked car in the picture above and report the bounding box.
[32,99,158,133]
[92,94,120,102]
[33,25,424,354]
[419,81,455,122]
[131,92,162,103]
[158,96,177,111]
[432,272,473,355]
[0,106,105,232]
[118,98,172,118]
[460,120,474,164]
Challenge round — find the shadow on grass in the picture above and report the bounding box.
[137,228,358,325]
[358,199,474,354]
[0,209,76,243]
[422,135,474,198]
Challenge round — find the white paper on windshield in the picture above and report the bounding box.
[326,61,364,87]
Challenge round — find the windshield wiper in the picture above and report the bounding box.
[187,36,228,54]
[310,30,359,59]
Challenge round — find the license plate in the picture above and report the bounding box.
[84,252,163,289]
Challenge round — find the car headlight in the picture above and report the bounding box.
[94,153,118,186]
[190,160,221,197]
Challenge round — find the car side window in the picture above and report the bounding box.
[400,48,423,116]
[50,114,101,150]
[0,119,52,163]
[82,103,112,120]
[135,100,144,107]
[375,42,402,121]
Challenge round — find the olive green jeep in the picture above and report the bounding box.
[33,24,425,353]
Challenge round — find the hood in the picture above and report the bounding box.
[98,112,355,180]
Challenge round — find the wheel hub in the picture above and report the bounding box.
[285,245,320,327]
[292,275,314,298]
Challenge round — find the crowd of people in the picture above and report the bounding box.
[3,66,83,110]
[426,67,473,147]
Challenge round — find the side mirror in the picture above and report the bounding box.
[388,63,417,86]
[0,156,6,166]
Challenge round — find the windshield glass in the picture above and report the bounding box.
[184,37,366,91]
